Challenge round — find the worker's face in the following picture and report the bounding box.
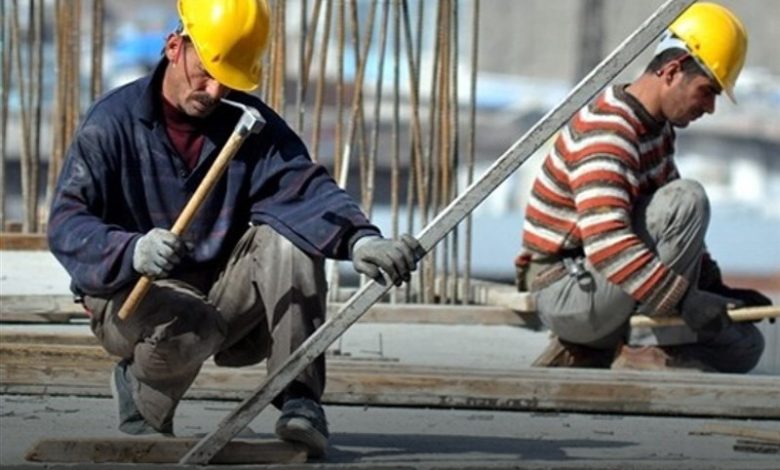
[163,35,230,118]
[659,61,719,128]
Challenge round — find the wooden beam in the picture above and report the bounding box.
[1,339,778,419]
[25,437,307,464]
[1,294,540,327]
[0,295,84,323]
[0,232,48,250]
[328,302,540,327]
[699,424,780,444]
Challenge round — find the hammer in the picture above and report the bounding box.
[117,99,265,320]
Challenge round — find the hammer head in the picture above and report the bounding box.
[221,98,265,135]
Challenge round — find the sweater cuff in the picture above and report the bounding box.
[652,273,689,316]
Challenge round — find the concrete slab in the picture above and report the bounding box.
[1,394,779,469]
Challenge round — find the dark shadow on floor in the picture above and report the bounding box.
[324,433,634,463]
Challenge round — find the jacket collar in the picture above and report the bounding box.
[132,58,169,127]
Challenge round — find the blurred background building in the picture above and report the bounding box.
[2,0,778,283]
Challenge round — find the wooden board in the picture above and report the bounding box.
[0,295,85,323]
[699,424,780,444]
[0,232,48,250]
[1,294,540,327]
[25,437,306,464]
[328,302,540,327]
[2,337,779,419]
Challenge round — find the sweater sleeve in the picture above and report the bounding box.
[567,131,688,315]
[47,120,141,296]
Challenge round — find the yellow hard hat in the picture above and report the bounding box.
[666,2,748,102]
[177,0,271,91]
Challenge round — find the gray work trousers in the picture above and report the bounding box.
[85,225,327,430]
[530,179,764,372]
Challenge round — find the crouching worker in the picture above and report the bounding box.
[515,3,770,373]
[47,0,420,458]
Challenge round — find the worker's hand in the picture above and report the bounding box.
[679,288,741,334]
[698,253,772,307]
[351,234,421,286]
[712,287,772,308]
[133,228,187,279]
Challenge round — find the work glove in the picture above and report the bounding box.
[715,287,772,308]
[351,234,421,286]
[679,288,742,334]
[699,253,772,307]
[132,228,188,279]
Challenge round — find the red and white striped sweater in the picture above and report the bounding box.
[520,85,688,314]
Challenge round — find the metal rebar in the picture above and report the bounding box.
[11,0,33,232]
[90,0,104,101]
[390,0,401,303]
[0,0,10,229]
[365,0,390,219]
[463,0,479,304]
[399,0,429,301]
[310,0,332,162]
[447,1,460,304]
[32,0,45,230]
[333,0,345,182]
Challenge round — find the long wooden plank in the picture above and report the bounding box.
[0,295,84,323]
[329,302,540,327]
[2,341,778,419]
[0,232,48,250]
[25,437,306,464]
[0,294,539,327]
[699,424,780,444]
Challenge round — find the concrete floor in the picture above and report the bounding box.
[1,394,779,469]
[2,252,779,468]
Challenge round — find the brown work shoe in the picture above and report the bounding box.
[611,345,716,372]
[531,336,614,368]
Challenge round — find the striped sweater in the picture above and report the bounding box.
[520,85,688,315]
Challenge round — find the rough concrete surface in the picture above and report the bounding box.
[1,394,779,469]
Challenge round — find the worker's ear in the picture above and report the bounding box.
[660,60,683,85]
[164,33,183,64]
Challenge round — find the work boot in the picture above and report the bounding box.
[531,335,614,368]
[275,397,329,458]
[610,345,716,372]
[110,359,174,436]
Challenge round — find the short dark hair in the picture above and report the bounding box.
[645,47,709,79]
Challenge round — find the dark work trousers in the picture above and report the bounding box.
[85,224,327,430]
[530,179,764,372]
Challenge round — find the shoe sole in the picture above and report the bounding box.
[275,418,327,457]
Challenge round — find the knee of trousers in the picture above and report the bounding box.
[134,293,228,379]
[731,323,766,372]
[661,179,710,223]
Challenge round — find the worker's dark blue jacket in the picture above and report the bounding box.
[47,60,380,296]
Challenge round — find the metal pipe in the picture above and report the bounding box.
[463,0,480,304]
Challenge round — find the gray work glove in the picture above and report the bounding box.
[351,234,421,286]
[132,228,187,278]
[679,288,742,334]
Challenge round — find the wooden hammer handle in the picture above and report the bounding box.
[631,305,780,328]
[117,131,248,320]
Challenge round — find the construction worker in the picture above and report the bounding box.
[47,0,419,458]
[516,3,771,372]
